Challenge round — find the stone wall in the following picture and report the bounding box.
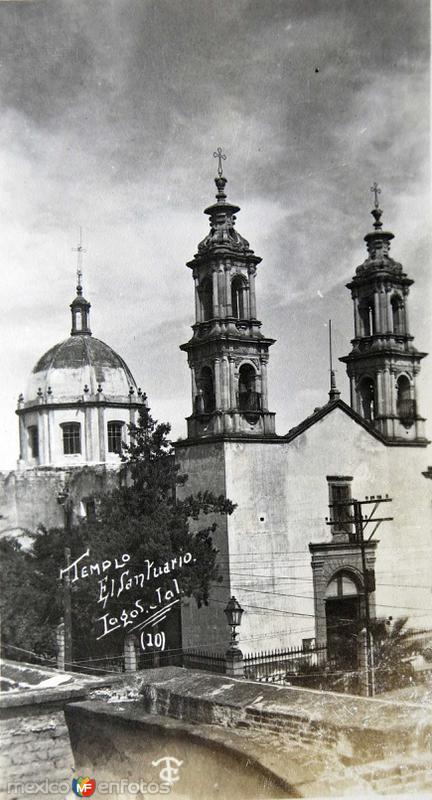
[66,667,432,797]
[0,704,74,798]
[0,662,112,799]
[0,464,120,535]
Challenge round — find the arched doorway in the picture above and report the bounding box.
[325,571,361,668]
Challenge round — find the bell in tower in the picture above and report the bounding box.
[180,150,276,439]
[340,184,428,444]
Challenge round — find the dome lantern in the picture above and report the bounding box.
[70,232,91,336]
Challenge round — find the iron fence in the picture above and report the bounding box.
[180,649,227,674]
[243,643,328,684]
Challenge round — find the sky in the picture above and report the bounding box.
[0,0,430,469]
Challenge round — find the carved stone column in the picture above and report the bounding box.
[221,356,229,409]
[385,287,392,333]
[248,267,257,319]
[353,296,360,338]
[373,290,380,333]
[261,359,269,411]
[212,267,219,318]
[214,358,222,409]
[194,272,201,323]
[225,263,232,316]
[229,357,236,408]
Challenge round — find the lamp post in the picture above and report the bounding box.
[224,596,244,677]
[57,487,73,671]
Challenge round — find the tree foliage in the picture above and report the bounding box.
[372,616,431,692]
[1,410,235,666]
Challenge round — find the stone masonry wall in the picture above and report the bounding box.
[0,705,74,799]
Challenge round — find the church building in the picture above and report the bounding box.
[176,159,432,657]
[1,156,431,662]
[0,265,145,535]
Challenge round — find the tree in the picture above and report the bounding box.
[372,616,431,693]
[1,410,235,667]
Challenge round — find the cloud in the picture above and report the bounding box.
[0,0,429,466]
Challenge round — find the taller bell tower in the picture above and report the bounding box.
[180,151,276,439]
[340,184,428,443]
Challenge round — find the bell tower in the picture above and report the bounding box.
[340,184,428,443]
[180,150,276,439]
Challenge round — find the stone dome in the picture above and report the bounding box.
[26,335,138,402]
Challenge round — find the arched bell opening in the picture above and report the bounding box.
[325,570,362,669]
[391,294,405,335]
[359,377,375,421]
[231,275,247,319]
[238,363,260,412]
[359,299,375,336]
[200,278,213,322]
[199,366,215,413]
[396,374,415,425]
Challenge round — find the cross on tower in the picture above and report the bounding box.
[213,147,227,178]
[72,227,87,290]
[370,182,381,209]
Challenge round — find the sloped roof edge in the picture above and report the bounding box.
[283,399,394,446]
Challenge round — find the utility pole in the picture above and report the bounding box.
[354,499,374,696]
[63,546,73,671]
[57,488,73,671]
[327,493,393,697]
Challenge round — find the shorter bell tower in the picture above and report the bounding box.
[340,184,428,443]
[180,150,276,439]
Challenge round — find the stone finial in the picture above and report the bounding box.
[328,370,341,402]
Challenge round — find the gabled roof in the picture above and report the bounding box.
[283,398,397,446]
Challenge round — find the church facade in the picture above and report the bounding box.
[176,165,431,657]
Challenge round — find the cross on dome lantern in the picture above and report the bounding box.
[369,182,384,231]
[370,181,381,209]
[213,146,227,178]
[72,227,86,296]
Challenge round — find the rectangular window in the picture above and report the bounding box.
[107,421,124,454]
[83,497,96,520]
[62,422,81,455]
[327,476,353,536]
[28,425,39,459]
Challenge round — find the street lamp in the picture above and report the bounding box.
[224,596,244,648]
[224,596,244,678]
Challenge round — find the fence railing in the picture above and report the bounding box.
[180,649,227,674]
[243,643,328,683]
